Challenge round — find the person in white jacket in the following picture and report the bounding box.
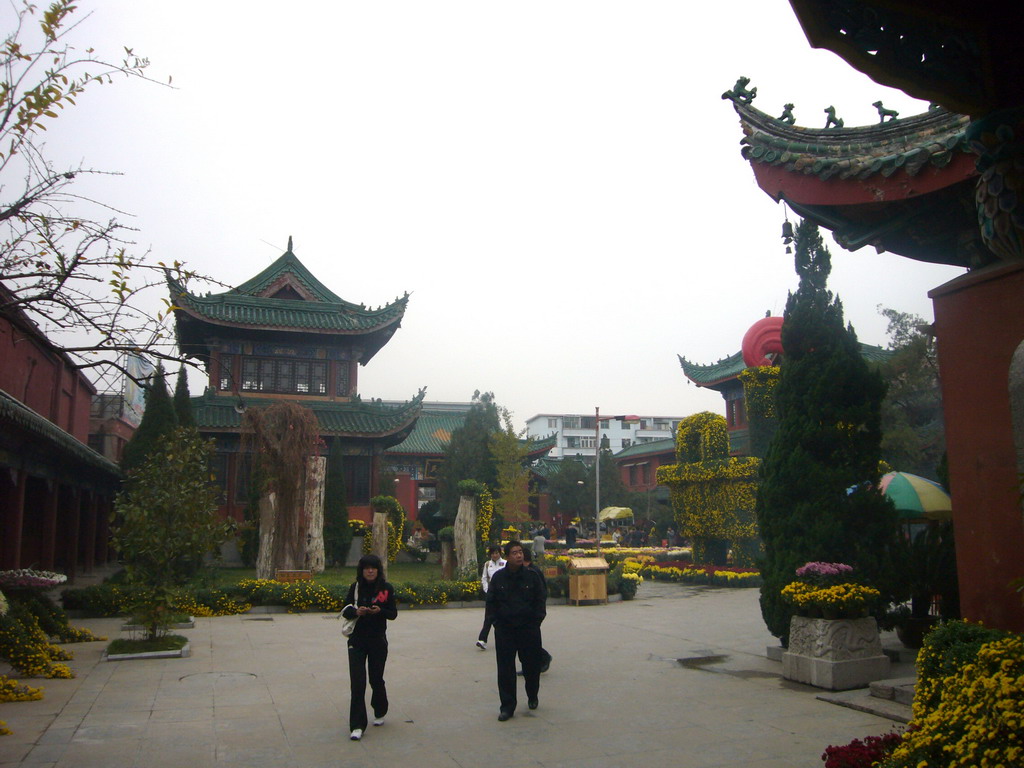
[476,546,506,650]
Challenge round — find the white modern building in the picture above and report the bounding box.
[525,413,682,462]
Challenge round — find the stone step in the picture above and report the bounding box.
[816,688,912,723]
[870,676,916,706]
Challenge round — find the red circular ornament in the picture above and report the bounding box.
[741,316,784,367]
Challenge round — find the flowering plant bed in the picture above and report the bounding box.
[781,582,880,618]
[634,561,761,587]
[0,569,67,590]
[876,620,1023,768]
[822,730,905,768]
[782,562,879,618]
[795,561,853,585]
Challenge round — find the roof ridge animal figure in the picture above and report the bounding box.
[778,103,795,125]
[824,105,844,129]
[872,100,899,123]
[721,76,757,105]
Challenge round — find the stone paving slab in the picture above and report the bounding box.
[1,581,910,767]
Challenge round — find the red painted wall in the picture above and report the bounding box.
[0,312,95,440]
[930,261,1024,633]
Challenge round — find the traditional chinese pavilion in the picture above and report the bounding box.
[169,239,424,523]
[726,0,1024,632]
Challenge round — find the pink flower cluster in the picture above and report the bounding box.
[796,561,853,579]
[0,569,68,589]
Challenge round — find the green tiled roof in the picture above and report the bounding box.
[681,344,891,386]
[233,249,345,303]
[0,388,120,477]
[732,101,969,182]
[530,456,566,479]
[386,412,559,458]
[614,437,676,460]
[385,408,468,455]
[527,433,557,459]
[679,351,746,386]
[192,389,425,443]
[168,247,408,336]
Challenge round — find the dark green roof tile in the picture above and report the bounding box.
[0,388,120,476]
[614,437,676,460]
[385,408,468,455]
[681,344,891,386]
[730,101,970,183]
[192,390,425,441]
[168,247,408,336]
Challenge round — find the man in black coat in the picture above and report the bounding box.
[484,539,546,721]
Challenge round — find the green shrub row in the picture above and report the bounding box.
[62,572,645,613]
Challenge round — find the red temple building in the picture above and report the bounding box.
[170,240,424,524]
[727,0,1024,632]
[0,287,120,575]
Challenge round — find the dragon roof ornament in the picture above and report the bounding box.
[723,78,971,183]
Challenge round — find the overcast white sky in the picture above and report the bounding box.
[28,1,965,429]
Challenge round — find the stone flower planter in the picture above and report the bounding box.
[782,615,890,690]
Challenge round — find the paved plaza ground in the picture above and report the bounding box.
[0,580,910,768]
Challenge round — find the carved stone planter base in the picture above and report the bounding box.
[782,615,890,691]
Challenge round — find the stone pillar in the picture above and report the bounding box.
[440,540,455,580]
[453,494,478,580]
[255,492,277,580]
[782,616,890,690]
[305,456,326,573]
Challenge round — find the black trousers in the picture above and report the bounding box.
[494,623,541,714]
[347,636,388,731]
[478,610,494,643]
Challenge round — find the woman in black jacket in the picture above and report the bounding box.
[341,553,397,741]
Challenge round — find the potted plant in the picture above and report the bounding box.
[893,521,959,648]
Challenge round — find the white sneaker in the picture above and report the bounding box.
[475,640,487,650]
[373,716,385,726]
[350,729,362,741]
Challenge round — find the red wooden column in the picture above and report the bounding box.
[1,469,26,569]
[64,488,82,580]
[40,480,60,570]
[81,491,98,573]
[930,261,1024,633]
[94,495,112,566]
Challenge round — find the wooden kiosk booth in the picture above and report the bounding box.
[568,557,609,605]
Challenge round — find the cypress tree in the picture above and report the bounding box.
[756,221,898,643]
[322,439,352,566]
[121,363,178,475]
[436,391,501,521]
[173,367,196,429]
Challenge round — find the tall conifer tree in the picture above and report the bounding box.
[121,363,178,475]
[437,391,501,520]
[756,221,898,643]
[173,367,196,429]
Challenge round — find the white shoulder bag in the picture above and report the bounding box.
[340,583,359,637]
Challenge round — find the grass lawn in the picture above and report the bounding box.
[210,561,448,588]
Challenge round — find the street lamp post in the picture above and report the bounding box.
[594,407,600,553]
